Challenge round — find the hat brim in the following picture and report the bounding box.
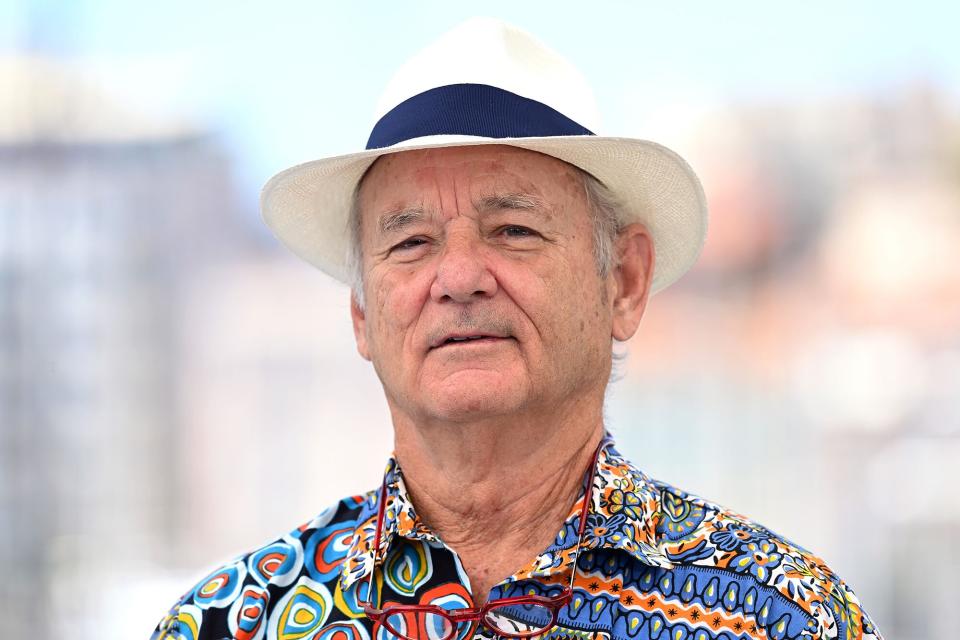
[259,135,707,294]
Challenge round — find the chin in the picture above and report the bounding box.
[423,373,528,423]
[431,398,519,423]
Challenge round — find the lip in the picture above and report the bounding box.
[429,333,512,350]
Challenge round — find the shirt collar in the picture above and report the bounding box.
[339,432,673,592]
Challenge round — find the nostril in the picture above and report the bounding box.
[431,259,498,303]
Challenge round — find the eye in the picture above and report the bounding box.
[390,237,428,253]
[499,225,538,239]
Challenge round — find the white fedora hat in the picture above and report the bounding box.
[260,17,708,294]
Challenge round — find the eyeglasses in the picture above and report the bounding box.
[358,440,605,640]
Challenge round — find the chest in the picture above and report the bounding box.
[267,541,791,640]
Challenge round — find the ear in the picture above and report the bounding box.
[350,293,372,361]
[610,223,655,341]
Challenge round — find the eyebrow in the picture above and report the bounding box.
[477,192,547,212]
[375,192,549,235]
[378,206,426,234]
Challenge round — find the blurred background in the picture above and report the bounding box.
[2,1,959,638]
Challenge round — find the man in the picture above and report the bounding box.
[153,18,882,640]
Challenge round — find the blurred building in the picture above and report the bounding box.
[0,55,247,638]
[620,81,960,638]
[172,258,391,566]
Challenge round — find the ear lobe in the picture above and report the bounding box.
[350,293,372,361]
[610,224,655,342]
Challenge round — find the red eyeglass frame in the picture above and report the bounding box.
[357,439,605,640]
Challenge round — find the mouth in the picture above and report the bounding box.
[429,333,512,350]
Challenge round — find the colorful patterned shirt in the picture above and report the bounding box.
[152,433,883,640]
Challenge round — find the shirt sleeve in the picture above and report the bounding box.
[149,597,184,640]
[791,553,884,640]
[149,578,234,640]
[821,577,885,640]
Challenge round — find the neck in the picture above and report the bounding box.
[388,396,605,603]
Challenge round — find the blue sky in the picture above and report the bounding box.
[4,1,959,198]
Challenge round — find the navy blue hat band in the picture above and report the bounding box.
[366,83,595,150]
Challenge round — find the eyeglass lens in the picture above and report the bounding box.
[484,602,554,635]
[381,603,554,640]
[382,610,453,640]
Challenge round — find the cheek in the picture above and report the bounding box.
[504,264,595,343]
[367,271,429,350]
[561,263,611,340]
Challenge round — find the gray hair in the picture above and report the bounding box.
[347,164,624,309]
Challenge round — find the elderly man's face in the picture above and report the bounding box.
[350,145,645,424]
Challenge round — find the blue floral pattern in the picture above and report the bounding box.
[731,540,784,582]
[709,522,770,551]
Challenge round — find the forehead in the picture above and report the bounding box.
[357,144,583,206]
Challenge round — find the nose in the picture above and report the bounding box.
[429,231,498,303]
